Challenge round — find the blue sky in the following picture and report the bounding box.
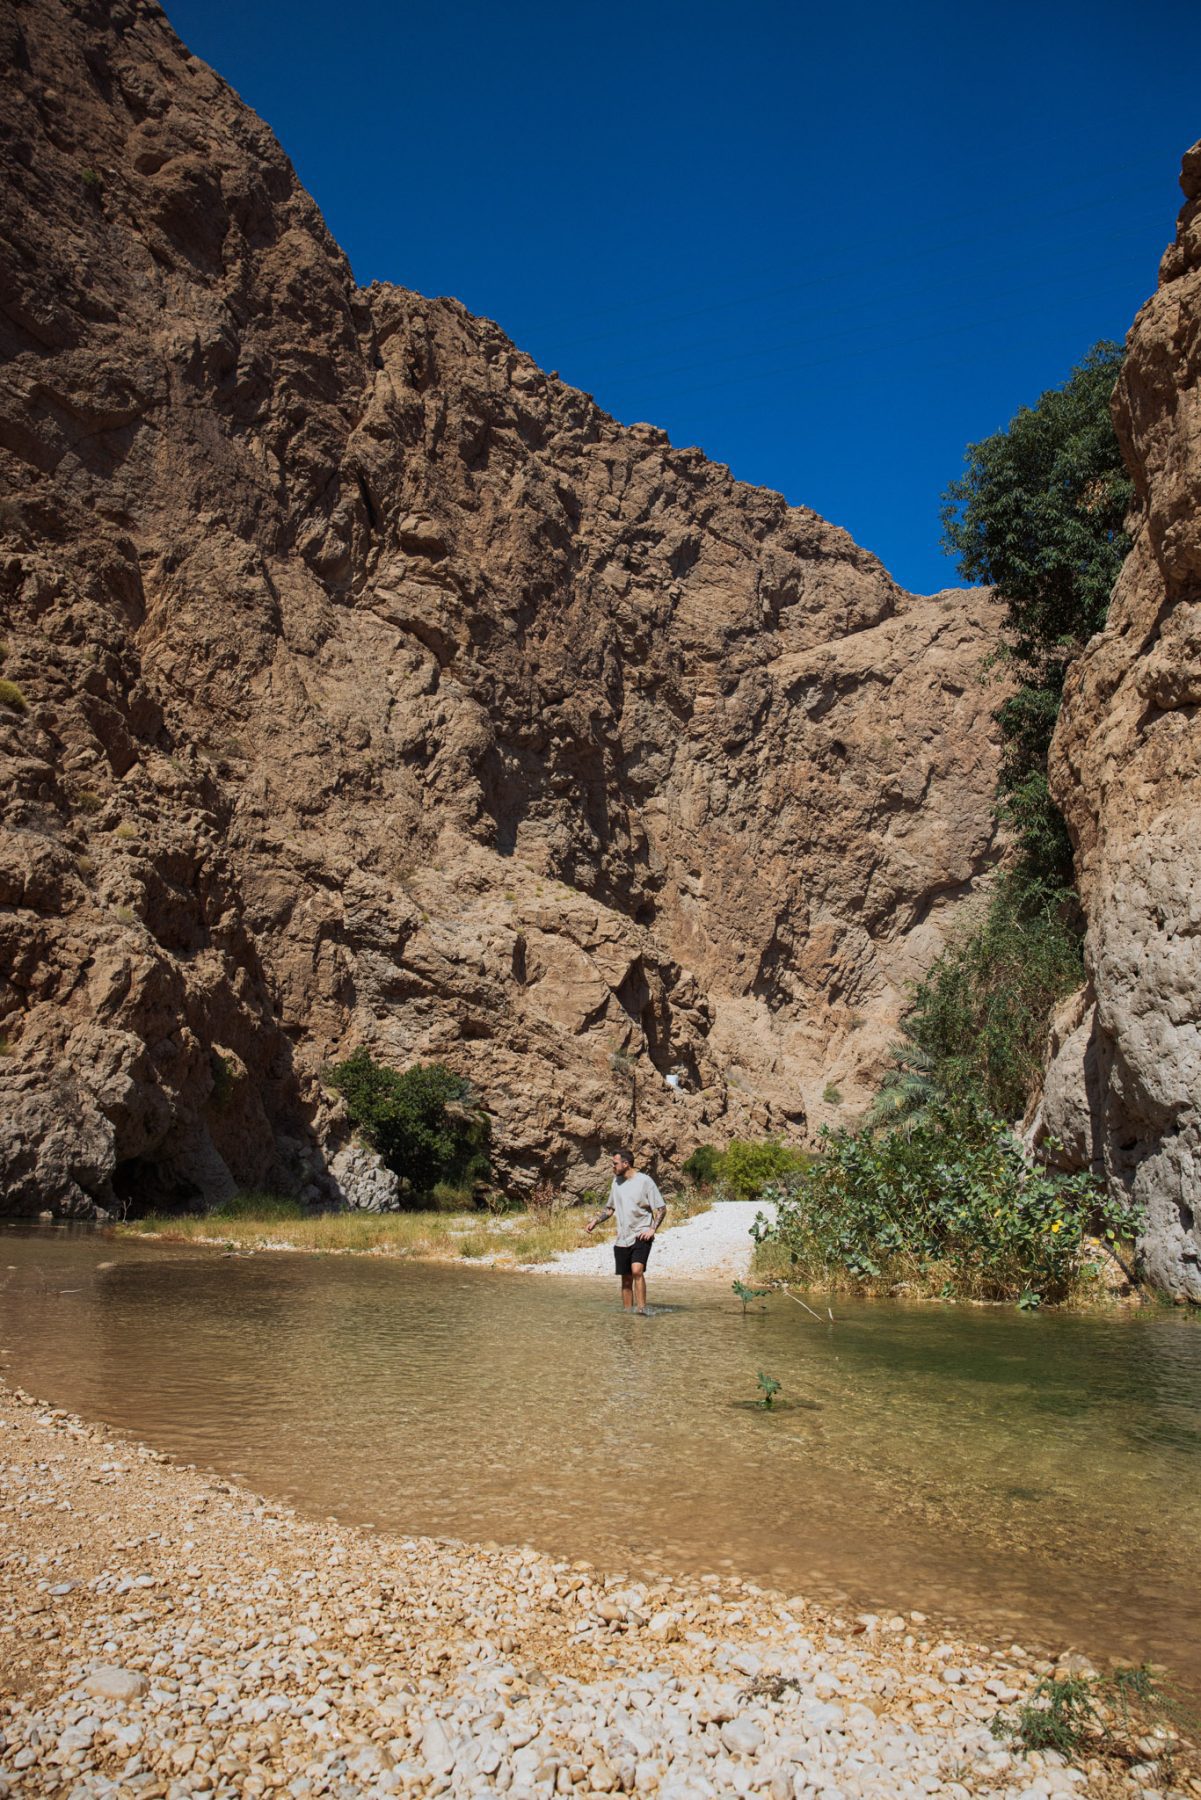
[167,0,1196,593]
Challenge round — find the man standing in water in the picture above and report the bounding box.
[585,1148,666,1313]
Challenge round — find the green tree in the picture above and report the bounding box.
[682,1143,721,1188]
[941,342,1132,884]
[326,1049,489,1201]
[719,1139,809,1202]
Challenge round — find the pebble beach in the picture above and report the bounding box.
[2,1385,1196,1800]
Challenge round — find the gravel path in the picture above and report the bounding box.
[3,1382,1178,1799]
[522,1202,775,1282]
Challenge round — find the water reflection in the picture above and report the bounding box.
[2,1228,1199,1687]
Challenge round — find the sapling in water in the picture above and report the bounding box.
[732,1279,769,1315]
[756,1370,781,1409]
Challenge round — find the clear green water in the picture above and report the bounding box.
[3,1228,1199,1686]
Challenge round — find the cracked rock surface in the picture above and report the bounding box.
[0,0,1003,1213]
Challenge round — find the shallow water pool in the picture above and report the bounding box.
[3,1228,1199,1686]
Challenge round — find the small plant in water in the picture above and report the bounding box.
[756,1370,781,1409]
[732,1279,769,1315]
[1017,1287,1042,1311]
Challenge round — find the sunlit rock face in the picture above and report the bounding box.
[1040,141,1201,1300]
[0,0,1004,1213]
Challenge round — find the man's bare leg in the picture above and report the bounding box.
[632,1264,647,1313]
[621,1272,635,1310]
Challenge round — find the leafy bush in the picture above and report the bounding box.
[755,1096,1140,1303]
[880,873,1084,1124]
[0,678,28,714]
[720,1138,809,1202]
[682,1144,722,1188]
[326,1048,489,1202]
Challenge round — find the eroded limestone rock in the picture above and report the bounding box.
[0,0,1004,1211]
[1039,140,1201,1299]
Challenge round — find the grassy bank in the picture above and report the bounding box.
[118,1187,711,1267]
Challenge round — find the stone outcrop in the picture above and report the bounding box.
[0,0,1004,1213]
[1037,141,1201,1300]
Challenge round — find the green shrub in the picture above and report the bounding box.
[822,1083,843,1106]
[326,1047,489,1202]
[682,1144,722,1188]
[754,1096,1140,1303]
[211,1191,306,1222]
[883,873,1084,1124]
[0,678,28,714]
[430,1180,475,1212]
[991,1663,1195,1769]
[720,1138,809,1202]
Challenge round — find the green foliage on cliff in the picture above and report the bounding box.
[873,873,1084,1126]
[326,1049,490,1202]
[941,341,1132,885]
[865,345,1132,1154]
[753,1096,1139,1304]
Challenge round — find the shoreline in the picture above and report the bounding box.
[94,1222,1151,1309]
[2,1383,1193,1798]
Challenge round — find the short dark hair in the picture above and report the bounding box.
[612,1146,634,1165]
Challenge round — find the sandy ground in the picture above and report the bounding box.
[522,1203,774,1282]
[1,1382,1193,1799]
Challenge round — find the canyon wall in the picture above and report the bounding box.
[1038,141,1201,1300]
[0,0,1004,1213]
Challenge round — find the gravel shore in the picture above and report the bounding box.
[1,1384,1193,1800]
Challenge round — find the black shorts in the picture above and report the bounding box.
[614,1237,653,1276]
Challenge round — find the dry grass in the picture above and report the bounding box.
[118,1205,592,1267]
[118,1183,713,1269]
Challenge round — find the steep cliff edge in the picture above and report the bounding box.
[1039,141,1201,1300]
[0,0,1003,1214]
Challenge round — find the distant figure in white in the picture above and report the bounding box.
[586,1148,666,1314]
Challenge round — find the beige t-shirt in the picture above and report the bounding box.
[608,1172,664,1247]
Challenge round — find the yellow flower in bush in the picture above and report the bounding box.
[1051,1220,1062,1233]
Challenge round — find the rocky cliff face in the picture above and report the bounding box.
[0,0,1004,1214]
[1038,142,1201,1300]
